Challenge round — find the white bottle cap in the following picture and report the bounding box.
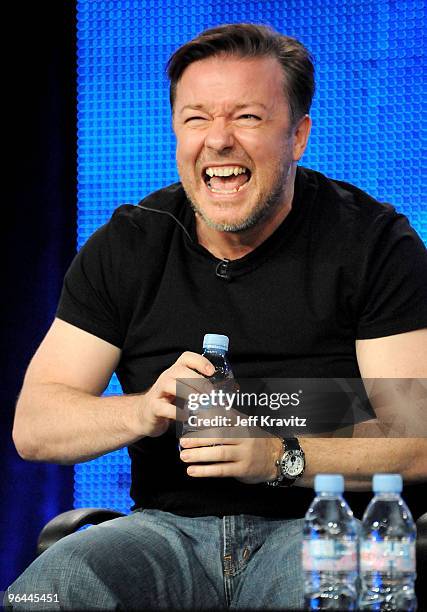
[373,473,403,493]
[314,474,344,494]
[203,334,229,351]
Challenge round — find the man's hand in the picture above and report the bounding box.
[179,432,283,484]
[135,352,215,438]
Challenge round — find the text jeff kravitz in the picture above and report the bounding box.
[187,414,307,428]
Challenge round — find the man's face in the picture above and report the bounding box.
[172,54,309,232]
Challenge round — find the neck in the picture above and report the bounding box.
[196,172,296,261]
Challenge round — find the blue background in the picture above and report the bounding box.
[75,0,426,514]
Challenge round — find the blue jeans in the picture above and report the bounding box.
[5,510,305,610]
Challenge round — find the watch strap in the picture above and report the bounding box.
[282,437,300,451]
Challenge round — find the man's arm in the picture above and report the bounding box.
[180,330,427,489]
[13,318,139,464]
[13,318,214,464]
[298,329,427,490]
[355,329,427,378]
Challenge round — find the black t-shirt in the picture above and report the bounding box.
[56,167,427,518]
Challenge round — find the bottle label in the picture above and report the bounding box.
[360,540,415,572]
[303,539,357,571]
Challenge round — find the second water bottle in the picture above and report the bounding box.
[359,473,417,611]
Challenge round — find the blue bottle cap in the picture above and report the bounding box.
[203,334,229,351]
[314,474,344,494]
[372,473,402,494]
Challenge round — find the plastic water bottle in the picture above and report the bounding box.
[181,333,234,440]
[201,333,234,383]
[359,474,417,611]
[303,474,358,610]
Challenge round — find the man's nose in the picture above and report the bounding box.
[204,118,234,152]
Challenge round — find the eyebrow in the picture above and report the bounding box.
[178,102,268,114]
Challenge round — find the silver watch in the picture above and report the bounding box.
[266,437,305,487]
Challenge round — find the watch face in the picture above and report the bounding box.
[282,450,305,478]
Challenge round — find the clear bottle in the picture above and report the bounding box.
[303,474,358,610]
[202,333,233,383]
[359,474,417,611]
[181,334,233,440]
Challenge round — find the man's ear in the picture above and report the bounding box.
[292,114,312,162]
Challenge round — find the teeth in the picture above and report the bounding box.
[205,166,247,177]
[210,186,240,194]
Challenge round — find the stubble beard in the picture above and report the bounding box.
[183,158,293,233]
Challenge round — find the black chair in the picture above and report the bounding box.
[36,507,125,556]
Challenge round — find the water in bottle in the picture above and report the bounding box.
[201,333,234,383]
[359,473,417,611]
[303,474,358,610]
[181,333,234,440]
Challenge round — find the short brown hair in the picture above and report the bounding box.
[166,23,315,125]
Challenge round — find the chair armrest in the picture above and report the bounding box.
[416,512,427,564]
[416,512,427,605]
[37,507,126,556]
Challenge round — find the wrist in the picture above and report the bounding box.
[266,437,306,487]
[267,435,284,481]
[128,392,149,438]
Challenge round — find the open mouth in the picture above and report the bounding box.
[203,165,252,195]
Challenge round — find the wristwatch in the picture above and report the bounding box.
[266,437,306,487]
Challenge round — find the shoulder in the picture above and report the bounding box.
[298,166,421,244]
[88,182,188,248]
[112,182,187,229]
[300,166,396,219]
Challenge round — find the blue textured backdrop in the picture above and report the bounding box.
[76,0,426,513]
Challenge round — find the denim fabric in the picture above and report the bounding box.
[5,509,304,610]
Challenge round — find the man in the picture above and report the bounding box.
[6,23,427,610]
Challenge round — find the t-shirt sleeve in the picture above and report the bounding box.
[356,210,427,339]
[56,216,125,348]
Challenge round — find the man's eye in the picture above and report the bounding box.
[184,116,207,123]
[238,114,261,121]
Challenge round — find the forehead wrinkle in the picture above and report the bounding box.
[177,101,269,116]
[174,56,291,126]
